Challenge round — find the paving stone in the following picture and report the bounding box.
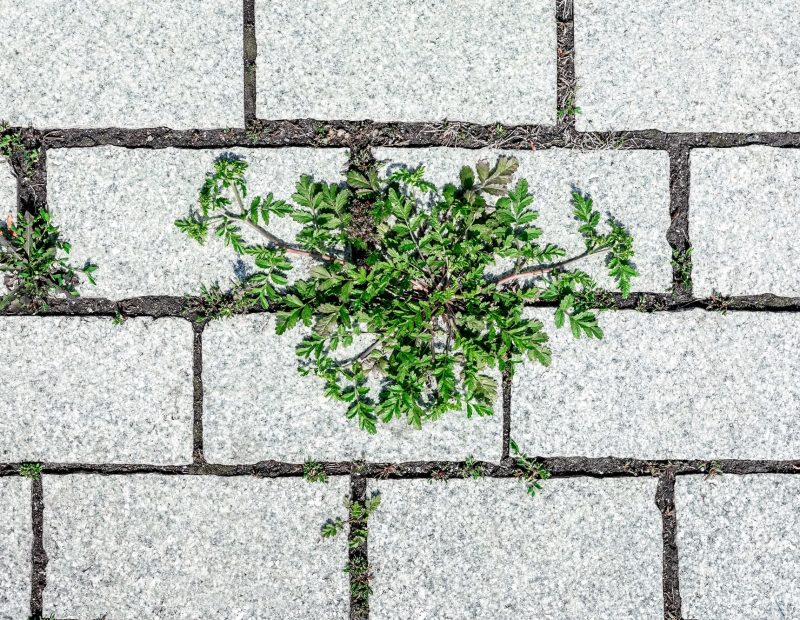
[0,477,31,620]
[0,1,243,129]
[676,474,800,619]
[0,161,14,214]
[690,147,800,296]
[256,0,555,124]
[43,474,349,619]
[512,309,800,459]
[574,0,800,132]
[0,317,192,464]
[369,477,663,620]
[203,314,502,463]
[48,147,349,299]
[373,147,672,292]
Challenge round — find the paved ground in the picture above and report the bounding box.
[1,1,799,619]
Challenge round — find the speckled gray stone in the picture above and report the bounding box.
[574,0,800,132]
[691,147,800,296]
[513,309,800,459]
[676,475,800,620]
[0,1,243,129]
[203,314,502,463]
[256,0,555,124]
[369,477,663,620]
[43,474,349,619]
[0,162,14,214]
[373,148,672,292]
[0,317,193,464]
[48,147,349,299]
[0,477,30,620]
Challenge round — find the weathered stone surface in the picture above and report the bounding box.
[0,162,14,215]
[512,309,800,459]
[676,474,800,619]
[48,147,349,298]
[43,474,350,619]
[0,0,243,128]
[574,0,800,132]
[256,0,556,124]
[202,314,502,464]
[0,477,31,620]
[691,147,800,296]
[0,318,193,464]
[373,147,672,292]
[369,477,663,620]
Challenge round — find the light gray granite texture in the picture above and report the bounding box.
[373,147,672,292]
[0,477,31,620]
[0,162,14,214]
[690,147,800,296]
[513,309,800,459]
[0,317,193,464]
[203,314,502,463]
[43,474,350,619]
[369,477,663,620]
[48,147,350,299]
[574,0,800,132]
[676,475,800,620]
[0,0,243,128]
[256,0,556,124]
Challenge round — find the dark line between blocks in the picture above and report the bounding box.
[501,368,512,461]
[29,477,47,618]
[348,476,369,620]
[192,323,205,465]
[556,0,577,130]
[656,468,682,620]
[242,0,257,126]
[667,143,692,298]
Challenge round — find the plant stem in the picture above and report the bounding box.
[496,247,610,286]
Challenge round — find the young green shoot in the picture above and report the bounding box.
[510,439,551,497]
[19,462,42,480]
[303,459,328,483]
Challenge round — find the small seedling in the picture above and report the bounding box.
[429,468,448,482]
[178,155,636,432]
[0,123,40,176]
[462,455,483,479]
[345,556,373,612]
[510,439,550,497]
[0,209,97,311]
[303,459,328,483]
[707,291,731,314]
[321,492,381,547]
[19,462,42,480]
[704,460,723,480]
[112,309,127,326]
[671,248,693,290]
[494,123,507,138]
[557,98,582,120]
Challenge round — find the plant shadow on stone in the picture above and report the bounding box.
[177,154,637,432]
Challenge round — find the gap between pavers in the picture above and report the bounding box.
[0,317,193,464]
[0,476,31,620]
[368,476,664,620]
[574,0,800,132]
[513,308,800,460]
[47,147,351,299]
[690,146,800,297]
[676,474,800,620]
[256,0,556,124]
[42,474,350,619]
[0,0,244,129]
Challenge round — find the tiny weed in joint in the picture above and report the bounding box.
[302,459,328,483]
[462,455,483,479]
[112,310,127,326]
[704,460,723,480]
[321,492,381,546]
[557,98,582,120]
[0,123,40,177]
[510,439,550,497]
[429,468,448,483]
[19,462,42,480]
[0,210,96,311]
[494,123,507,138]
[345,556,373,612]
[671,248,693,289]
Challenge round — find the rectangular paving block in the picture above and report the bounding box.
[43,474,349,619]
[48,147,349,298]
[369,477,663,620]
[0,161,14,214]
[512,309,800,459]
[690,147,800,296]
[0,477,31,620]
[203,314,502,463]
[0,1,243,129]
[575,0,800,132]
[0,317,193,464]
[676,475,800,620]
[373,147,672,292]
[256,0,556,124]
